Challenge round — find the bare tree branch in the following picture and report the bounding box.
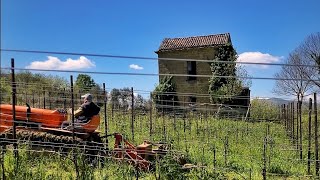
[298,32,320,87]
[273,52,314,101]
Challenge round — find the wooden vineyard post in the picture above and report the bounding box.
[1,145,5,180]
[103,83,108,149]
[149,92,153,140]
[183,96,186,133]
[292,102,295,142]
[283,104,286,129]
[308,98,312,175]
[131,87,134,142]
[286,103,290,136]
[286,104,290,135]
[296,102,299,153]
[70,75,79,178]
[279,105,282,122]
[290,103,293,137]
[43,88,46,109]
[163,98,166,141]
[262,137,267,180]
[11,58,18,160]
[0,79,3,180]
[213,145,216,169]
[283,104,285,125]
[315,93,319,176]
[173,96,176,131]
[299,100,303,160]
[70,75,75,142]
[224,136,228,167]
[287,104,290,133]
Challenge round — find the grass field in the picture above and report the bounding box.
[0,108,314,180]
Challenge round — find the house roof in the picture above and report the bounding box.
[156,33,231,53]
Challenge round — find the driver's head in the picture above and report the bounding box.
[81,93,93,102]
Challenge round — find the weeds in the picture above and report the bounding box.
[0,113,313,179]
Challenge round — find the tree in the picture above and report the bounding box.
[298,32,320,87]
[273,52,315,101]
[153,76,178,111]
[0,71,69,107]
[0,71,11,100]
[250,98,279,121]
[110,87,146,110]
[236,65,252,88]
[209,45,245,103]
[119,87,132,110]
[75,74,103,104]
[110,88,121,108]
[135,94,146,110]
[109,87,131,110]
[75,74,96,91]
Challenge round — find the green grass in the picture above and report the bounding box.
[0,110,314,179]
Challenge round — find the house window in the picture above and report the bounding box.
[189,96,196,103]
[187,61,196,80]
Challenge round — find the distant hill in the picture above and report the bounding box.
[267,98,291,105]
[252,97,318,107]
[251,97,290,105]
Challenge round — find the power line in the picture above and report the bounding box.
[1,67,319,82]
[1,48,319,68]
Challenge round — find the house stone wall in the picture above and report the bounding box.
[157,47,218,106]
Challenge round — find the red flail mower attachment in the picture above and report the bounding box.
[111,133,168,171]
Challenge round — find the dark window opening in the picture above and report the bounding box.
[187,61,196,80]
[189,96,197,103]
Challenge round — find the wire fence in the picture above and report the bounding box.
[1,50,320,179]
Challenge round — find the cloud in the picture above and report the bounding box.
[26,56,95,70]
[237,52,284,68]
[129,64,143,70]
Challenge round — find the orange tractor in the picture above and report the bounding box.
[0,104,167,170]
[0,104,100,136]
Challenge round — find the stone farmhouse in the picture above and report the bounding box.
[155,33,249,109]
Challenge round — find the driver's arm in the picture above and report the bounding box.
[74,107,84,118]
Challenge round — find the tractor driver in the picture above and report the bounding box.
[61,93,100,129]
[74,93,100,121]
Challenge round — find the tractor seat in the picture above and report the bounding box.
[78,115,100,133]
[67,115,100,133]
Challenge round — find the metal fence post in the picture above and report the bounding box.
[43,88,46,109]
[292,102,295,142]
[131,87,134,142]
[262,137,267,180]
[315,93,319,176]
[70,75,75,142]
[296,102,299,153]
[103,83,108,149]
[11,58,18,160]
[299,100,303,160]
[149,92,153,140]
[308,98,312,175]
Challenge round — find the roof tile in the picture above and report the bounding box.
[157,33,231,52]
